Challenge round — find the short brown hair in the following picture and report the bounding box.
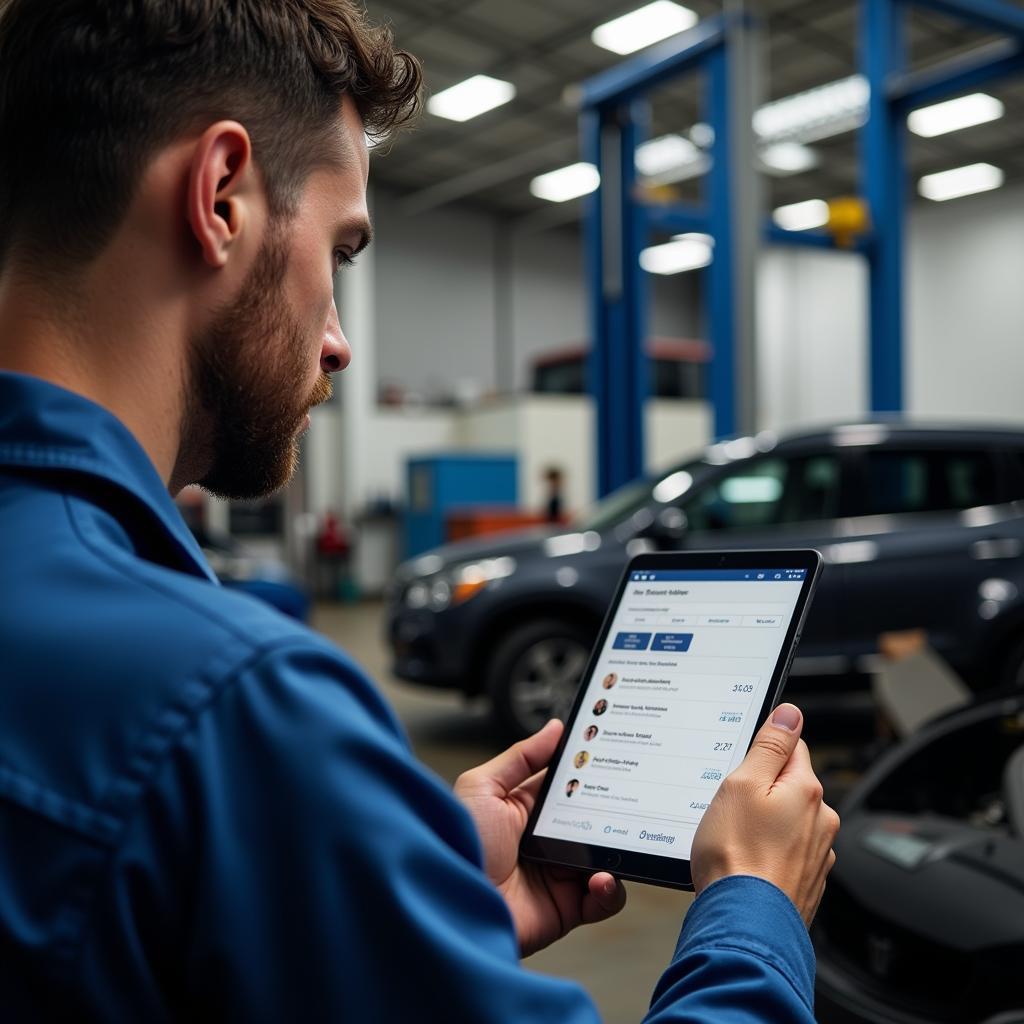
[0,0,421,274]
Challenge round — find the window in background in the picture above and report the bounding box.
[861,450,999,516]
[685,455,841,532]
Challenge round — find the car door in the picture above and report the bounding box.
[675,448,850,667]
[832,443,1015,673]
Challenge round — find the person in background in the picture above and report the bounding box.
[544,465,566,523]
[0,1,838,1020]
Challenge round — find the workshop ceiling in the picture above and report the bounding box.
[366,0,1024,228]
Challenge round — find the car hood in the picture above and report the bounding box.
[394,524,629,582]
[396,528,558,579]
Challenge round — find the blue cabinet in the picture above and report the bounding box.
[405,454,517,557]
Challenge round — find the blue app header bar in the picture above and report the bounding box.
[630,569,807,582]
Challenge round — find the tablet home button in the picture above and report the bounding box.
[605,853,621,869]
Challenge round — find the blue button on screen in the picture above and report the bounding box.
[651,632,693,653]
[612,631,652,651]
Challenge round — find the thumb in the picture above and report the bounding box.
[736,703,803,788]
[462,719,563,797]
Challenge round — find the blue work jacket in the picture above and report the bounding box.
[0,370,817,1022]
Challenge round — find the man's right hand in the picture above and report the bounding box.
[690,703,839,927]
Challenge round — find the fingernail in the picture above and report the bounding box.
[771,704,800,731]
[603,880,617,896]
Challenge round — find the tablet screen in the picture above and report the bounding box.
[531,565,810,862]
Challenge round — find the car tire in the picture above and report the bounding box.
[487,618,594,740]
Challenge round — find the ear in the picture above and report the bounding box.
[186,121,255,269]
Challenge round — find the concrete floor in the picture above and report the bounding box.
[312,600,694,1023]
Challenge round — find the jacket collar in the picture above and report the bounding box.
[0,371,217,582]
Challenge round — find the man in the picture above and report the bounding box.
[0,2,839,1021]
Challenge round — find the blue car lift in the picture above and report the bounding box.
[582,0,1024,497]
[579,13,759,497]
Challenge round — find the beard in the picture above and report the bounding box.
[184,226,333,500]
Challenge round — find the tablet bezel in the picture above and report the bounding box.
[519,548,823,891]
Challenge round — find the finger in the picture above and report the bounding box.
[582,872,627,924]
[735,704,803,790]
[462,719,563,797]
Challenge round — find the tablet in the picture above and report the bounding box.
[520,549,822,890]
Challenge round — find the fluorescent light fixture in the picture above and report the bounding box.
[772,198,829,232]
[754,75,869,145]
[592,1,698,55]
[918,162,1004,202]
[908,93,1004,138]
[530,162,600,203]
[636,133,701,176]
[427,75,516,122]
[635,133,709,183]
[640,236,712,275]
[759,142,819,176]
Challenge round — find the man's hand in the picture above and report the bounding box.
[690,703,839,927]
[455,719,627,957]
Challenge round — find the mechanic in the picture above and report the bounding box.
[0,2,839,1020]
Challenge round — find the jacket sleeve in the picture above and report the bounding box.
[645,876,817,1024]
[81,638,815,1023]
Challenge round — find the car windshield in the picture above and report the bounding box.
[574,457,709,532]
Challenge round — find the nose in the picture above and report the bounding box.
[321,299,352,374]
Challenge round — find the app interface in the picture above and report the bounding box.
[534,567,807,861]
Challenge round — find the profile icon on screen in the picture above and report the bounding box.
[583,724,599,742]
[592,698,608,716]
[573,750,589,769]
[602,672,618,690]
[565,779,580,798]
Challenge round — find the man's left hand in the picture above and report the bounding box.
[455,719,627,958]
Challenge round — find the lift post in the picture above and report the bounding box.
[580,13,758,497]
[777,0,1024,414]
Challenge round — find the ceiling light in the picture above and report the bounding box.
[592,1,698,55]
[908,93,1004,138]
[918,162,1004,201]
[530,162,600,203]
[427,75,516,122]
[636,134,701,176]
[754,75,869,145]
[759,142,819,176]
[772,199,829,231]
[639,236,712,275]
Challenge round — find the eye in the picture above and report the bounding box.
[333,249,358,276]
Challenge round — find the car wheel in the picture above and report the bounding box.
[487,619,594,740]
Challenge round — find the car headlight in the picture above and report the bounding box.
[403,557,516,612]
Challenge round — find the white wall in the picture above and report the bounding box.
[755,183,1024,434]
[756,245,868,433]
[373,190,701,399]
[908,182,1024,423]
[374,198,497,403]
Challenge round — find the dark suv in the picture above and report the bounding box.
[387,423,1024,737]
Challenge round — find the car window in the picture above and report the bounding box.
[1006,451,1024,500]
[685,455,840,532]
[860,449,999,516]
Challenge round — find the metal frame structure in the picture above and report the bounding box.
[579,14,758,496]
[773,0,1024,415]
[581,0,1024,499]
